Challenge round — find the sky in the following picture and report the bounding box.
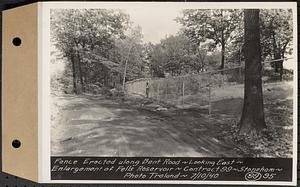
[50,3,295,69]
[121,5,183,44]
[121,6,295,69]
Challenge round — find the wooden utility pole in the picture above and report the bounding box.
[122,42,134,92]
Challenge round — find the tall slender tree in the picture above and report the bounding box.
[239,9,266,135]
[177,9,242,71]
[51,9,130,94]
[260,9,293,80]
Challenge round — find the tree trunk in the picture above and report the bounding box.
[271,32,284,81]
[239,9,266,135]
[76,52,85,92]
[220,31,225,75]
[220,10,225,74]
[274,52,283,81]
[279,53,284,81]
[70,55,78,94]
[197,47,206,72]
[220,42,225,74]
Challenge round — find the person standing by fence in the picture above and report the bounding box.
[146,81,150,98]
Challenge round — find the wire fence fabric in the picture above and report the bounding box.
[125,58,293,114]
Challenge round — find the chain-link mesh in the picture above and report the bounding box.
[125,58,293,114]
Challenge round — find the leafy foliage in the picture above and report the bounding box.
[51,9,131,93]
[146,34,213,77]
[114,26,148,81]
[51,8,293,95]
[260,9,293,60]
[176,9,242,69]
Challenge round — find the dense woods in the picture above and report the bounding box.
[51,9,293,94]
[51,9,146,93]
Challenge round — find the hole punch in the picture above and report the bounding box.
[12,37,22,46]
[12,139,21,148]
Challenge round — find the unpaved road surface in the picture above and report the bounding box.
[51,81,293,157]
[51,94,241,157]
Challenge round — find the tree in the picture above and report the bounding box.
[51,9,130,93]
[160,35,191,76]
[188,43,209,73]
[260,9,293,80]
[177,9,242,71]
[119,26,146,89]
[146,34,208,77]
[146,43,166,78]
[239,9,266,135]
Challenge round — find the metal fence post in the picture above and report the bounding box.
[208,73,212,115]
[182,80,185,107]
[208,84,211,115]
[157,81,160,102]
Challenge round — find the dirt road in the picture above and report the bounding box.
[51,81,293,157]
[51,94,241,157]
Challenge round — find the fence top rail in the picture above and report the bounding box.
[163,57,294,79]
[125,57,294,85]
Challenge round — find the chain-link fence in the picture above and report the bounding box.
[125,58,293,115]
